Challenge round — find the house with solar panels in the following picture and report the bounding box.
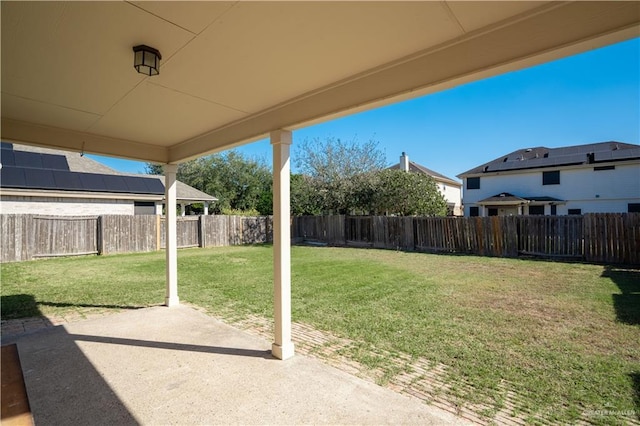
[0,143,217,216]
[388,152,462,216]
[457,141,640,217]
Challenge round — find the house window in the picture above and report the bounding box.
[469,206,479,217]
[529,205,544,215]
[542,171,560,185]
[568,208,582,215]
[550,205,557,216]
[628,203,640,213]
[134,201,156,215]
[594,165,615,171]
[467,177,480,190]
[488,208,498,216]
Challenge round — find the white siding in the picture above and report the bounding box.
[436,181,462,216]
[462,161,640,216]
[0,196,134,215]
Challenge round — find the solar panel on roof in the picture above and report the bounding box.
[53,171,83,190]
[25,169,56,189]
[1,150,16,167]
[123,176,153,193]
[101,175,129,193]
[143,177,165,194]
[79,173,107,192]
[605,148,640,161]
[15,151,44,169]
[0,167,27,187]
[41,154,70,171]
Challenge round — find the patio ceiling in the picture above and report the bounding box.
[1,1,638,164]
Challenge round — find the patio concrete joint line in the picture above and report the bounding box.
[164,164,179,307]
[270,129,294,360]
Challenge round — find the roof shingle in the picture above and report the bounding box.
[457,141,640,177]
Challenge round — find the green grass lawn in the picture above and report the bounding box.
[2,245,639,425]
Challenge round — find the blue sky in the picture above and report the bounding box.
[90,37,639,182]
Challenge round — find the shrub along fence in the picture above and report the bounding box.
[292,214,640,265]
[0,214,272,263]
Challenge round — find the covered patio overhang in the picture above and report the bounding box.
[2,1,638,360]
[477,193,530,206]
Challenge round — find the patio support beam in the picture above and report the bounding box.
[270,130,294,360]
[164,164,179,307]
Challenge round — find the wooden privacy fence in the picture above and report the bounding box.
[1,214,273,263]
[291,214,640,265]
[2,213,638,265]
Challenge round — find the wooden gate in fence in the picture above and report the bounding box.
[33,216,99,258]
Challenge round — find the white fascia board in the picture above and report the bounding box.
[0,188,162,201]
[1,118,169,164]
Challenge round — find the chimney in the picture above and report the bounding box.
[400,152,409,172]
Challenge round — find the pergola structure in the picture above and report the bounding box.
[2,1,638,359]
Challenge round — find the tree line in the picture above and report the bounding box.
[147,137,447,217]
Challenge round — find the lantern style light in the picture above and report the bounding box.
[133,45,161,76]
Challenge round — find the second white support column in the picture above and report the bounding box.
[271,130,294,360]
[164,164,179,307]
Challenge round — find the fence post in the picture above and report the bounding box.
[96,216,104,255]
[155,214,160,251]
[199,215,205,248]
[344,215,349,245]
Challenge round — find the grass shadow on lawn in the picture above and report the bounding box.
[602,266,640,325]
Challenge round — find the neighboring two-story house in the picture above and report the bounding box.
[457,141,640,217]
[388,152,462,216]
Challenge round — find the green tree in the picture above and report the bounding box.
[290,174,322,216]
[295,136,386,214]
[145,163,164,175]
[370,169,447,216]
[145,151,272,215]
[297,136,386,182]
[255,190,273,216]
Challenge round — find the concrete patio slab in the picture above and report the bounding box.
[10,305,469,425]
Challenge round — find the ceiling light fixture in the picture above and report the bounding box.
[133,45,161,76]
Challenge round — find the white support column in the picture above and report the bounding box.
[180,203,186,217]
[164,164,179,307]
[204,202,209,216]
[270,130,294,360]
